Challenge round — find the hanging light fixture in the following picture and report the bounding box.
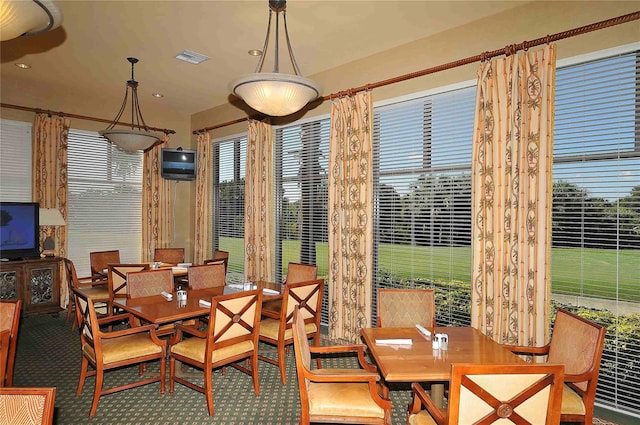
[0,0,63,42]
[230,0,321,117]
[100,57,162,153]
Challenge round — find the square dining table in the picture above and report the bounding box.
[360,326,525,407]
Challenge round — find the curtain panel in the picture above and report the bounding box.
[328,91,374,343]
[142,135,172,262]
[194,132,212,264]
[244,119,274,282]
[32,113,70,307]
[471,44,556,346]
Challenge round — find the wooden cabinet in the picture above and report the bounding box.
[0,257,62,316]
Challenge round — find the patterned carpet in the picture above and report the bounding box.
[13,313,622,424]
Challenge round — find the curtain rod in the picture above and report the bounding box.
[0,103,176,135]
[193,10,640,135]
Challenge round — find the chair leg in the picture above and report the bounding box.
[204,368,215,416]
[169,357,175,394]
[313,334,322,369]
[77,357,89,395]
[89,368,104,418]
[252,354,260,395]
[278,343,287,384]
[159,354,166,395]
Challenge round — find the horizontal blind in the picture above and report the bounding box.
[276,119,330,324]
[0,119,32,201]
[553,50,640,414]
[214,136,246,282]
[372,86,476,327]
[67,129,143,277]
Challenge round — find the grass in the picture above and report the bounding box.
[219,237,640,303]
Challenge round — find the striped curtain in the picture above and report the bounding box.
[142,134,172,262]
[32,113,70,307]
[328,91,374,343]
[194,132,213,264]
[244,119,274,282]
[471,44,556,346]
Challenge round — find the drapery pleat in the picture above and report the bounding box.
[142,135,172,262]
[328,91,373,343]
[471,45,556,347]
[244,119,274,282]
[193,132,213,264]
[32,113,70,307]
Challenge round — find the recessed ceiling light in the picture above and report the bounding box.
[152,93,164,98]
[248,49,262,56]
[15,63,31,69]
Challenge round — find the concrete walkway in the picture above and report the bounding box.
[552,294,639,315]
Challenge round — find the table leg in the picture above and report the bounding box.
[430,383,445,408]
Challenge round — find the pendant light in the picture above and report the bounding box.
[100,57,162,152]
[229,0,321,117]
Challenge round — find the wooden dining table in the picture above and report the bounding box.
[112,281,283,325]
[360,326,525,407]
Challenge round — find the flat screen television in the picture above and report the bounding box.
[0,201,41,260]
[161,148,197,181]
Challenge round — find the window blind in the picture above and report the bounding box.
[213,136,246,282]
[0,119,32,201]
[275,119,330,324]
[372,86,476,327]
[67,130,143,277]
[552,50,640,413]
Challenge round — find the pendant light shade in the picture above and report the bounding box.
[230,0,321,117]
[100,57,162,153]
[0,0,63,41]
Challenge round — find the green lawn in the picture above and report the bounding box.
[219,237,639,302]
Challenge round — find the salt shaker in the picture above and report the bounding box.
[432,334,441,350]
[439,333,448,350]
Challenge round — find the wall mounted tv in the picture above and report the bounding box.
[0,201,41,260]
[161,148,197,181]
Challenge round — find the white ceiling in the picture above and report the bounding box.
[1,1,529,117]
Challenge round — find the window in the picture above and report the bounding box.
[67,130,143,276]
[372,86,476,327]
[212,136,246,282]
[275,120,330,323]
[0,119,32,201]
[552,49,639,414]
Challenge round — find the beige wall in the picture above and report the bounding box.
[3,1,638,261]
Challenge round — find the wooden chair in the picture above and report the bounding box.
[0,387,56,425]
[187,263,226,290]
[127,269,174,298]
[169,289,263,416]
[72,287,166,418]
[259,279,324,384]
[204,249,230,275]
[63,258,109,330]
[153,247,185,266]
[107,263,149,315]
[262,262,318,316]
[407,363,565,425]
[89,250,120,281]
[377,288,435,328]
[292,306,392,425]
[0,300,21,387]
[503,308,606,424]
[126,269,176,335]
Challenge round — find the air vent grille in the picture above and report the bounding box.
[175,50,209,64]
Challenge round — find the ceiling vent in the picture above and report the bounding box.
[175,50,210,65]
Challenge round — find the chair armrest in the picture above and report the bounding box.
[309,343,366,355]
[261,309,280,320]
[174,323,206,339]
[502,343,550,356]
[97,312,135,326]
[303,367,380,383]
[410,382,447,424]
[99,323,157,339]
